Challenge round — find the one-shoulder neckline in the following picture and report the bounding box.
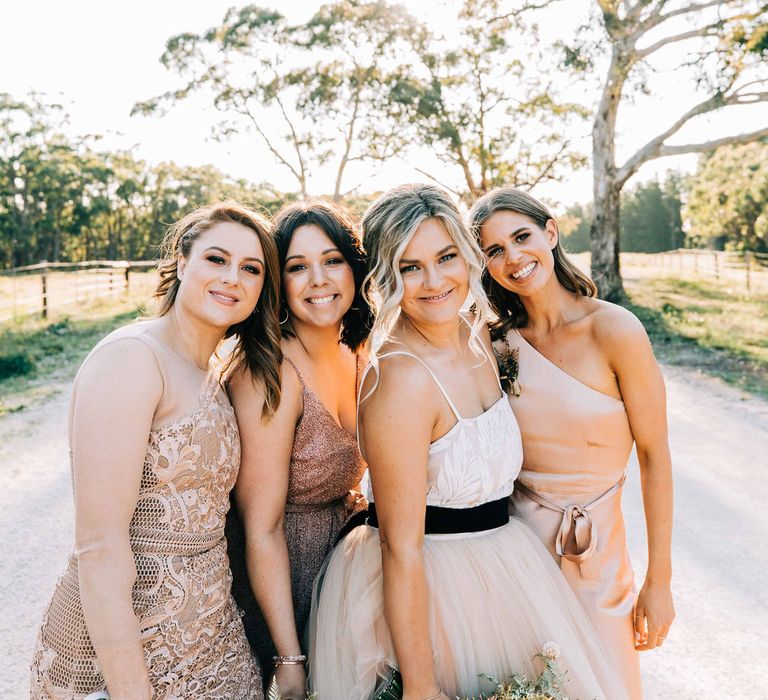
[429,394,509,449]
[512,329,624,404]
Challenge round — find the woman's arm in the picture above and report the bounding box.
[229,362,305,697]
[359,359,446,700]
[599,308,675,651]
[72,340,163,699]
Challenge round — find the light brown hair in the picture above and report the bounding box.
[155,201,283,417]
[469,187,596,336]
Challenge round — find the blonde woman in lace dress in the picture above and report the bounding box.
[226,200,372,698]
[30,202,282,700]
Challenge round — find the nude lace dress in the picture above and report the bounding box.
[30,327,261,700]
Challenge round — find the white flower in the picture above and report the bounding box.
[541,641,560,660]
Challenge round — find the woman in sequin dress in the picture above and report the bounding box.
[30,202,282,700]
[225,199,372,697]
[470,187,675,699]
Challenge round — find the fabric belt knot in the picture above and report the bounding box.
[515,472,626,581]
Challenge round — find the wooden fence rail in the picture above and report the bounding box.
[0,260,157,324]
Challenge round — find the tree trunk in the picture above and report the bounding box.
[590,176,624,301]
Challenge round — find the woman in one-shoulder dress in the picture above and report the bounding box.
[30,202,282,699]
[226,199,372,697]
[471,187,675,699]
[309,184,626,700]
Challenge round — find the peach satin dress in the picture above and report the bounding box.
[503,329,642,699]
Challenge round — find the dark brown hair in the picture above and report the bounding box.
[469,187,597,337]
[272,198,372,351]
[155,201,283,417]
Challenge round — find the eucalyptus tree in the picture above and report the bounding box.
[574,0,768,299]
[390,0,588,201]
[134,2,419,200]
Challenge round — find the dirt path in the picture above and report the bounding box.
[2,365,766,699]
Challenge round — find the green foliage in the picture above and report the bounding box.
[0,93,289,269]
[621,173,684,253]
[389,0,588,200]
[562,172,684,254]
[136,1,420,200]
[0,352,34,380]
[685,140,768,252]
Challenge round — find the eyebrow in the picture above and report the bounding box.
[482,227,529,253]
[400,244,457,265]
[284,247,341,263]
[204,246,263,265]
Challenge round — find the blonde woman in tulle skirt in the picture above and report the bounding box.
[308,184,627,700]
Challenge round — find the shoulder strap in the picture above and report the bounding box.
[283,355,305,387]
[377,351,462,421]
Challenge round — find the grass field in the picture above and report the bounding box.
[1,268,767,414]
[0,282,157,415]
[623,273,768,398]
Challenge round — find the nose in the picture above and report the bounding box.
[422,264,443,290]
[220,263,239,285]
[505,245,523,266]
[308,262,328,287]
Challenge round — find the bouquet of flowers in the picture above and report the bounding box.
[462,642,569,700]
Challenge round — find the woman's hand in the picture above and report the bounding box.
[402,691,449,700]
[634,578,675,650]
[272,663,307,699]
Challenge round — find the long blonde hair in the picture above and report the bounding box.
[361,183,491,363]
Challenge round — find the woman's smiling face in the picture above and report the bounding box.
[479,210,558,297]
[282,223,356,330]
[398,218,469,326]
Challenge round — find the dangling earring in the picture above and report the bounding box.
[279,308,290,325]
[251,304,260,316]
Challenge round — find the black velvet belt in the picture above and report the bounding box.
[366,496,509,535]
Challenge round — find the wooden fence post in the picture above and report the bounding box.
[124,264,130,295]
[41,262,48,319]
[713,253,719,280]
[745,251,752,294]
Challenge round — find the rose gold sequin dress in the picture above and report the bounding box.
[502,329,642,698]
[30,326,262,700]
[226,355,367,670]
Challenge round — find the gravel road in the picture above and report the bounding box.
[1,365,766,699]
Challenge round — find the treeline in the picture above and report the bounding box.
[0,94,293,268]
[562,139,768,255]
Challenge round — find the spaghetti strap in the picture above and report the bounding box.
[283,355,305,386]
[378,351,463,421]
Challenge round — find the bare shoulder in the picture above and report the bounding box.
[360,351,439,415]
[228,357,302,420]
[589,298,649,348]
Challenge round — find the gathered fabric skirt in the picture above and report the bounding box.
[308,517,627,700]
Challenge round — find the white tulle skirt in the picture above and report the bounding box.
[308,517,628,700]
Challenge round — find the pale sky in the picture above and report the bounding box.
[2,0,766,207]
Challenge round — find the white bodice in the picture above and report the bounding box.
[361,349,523,510]
[425,395,522,508]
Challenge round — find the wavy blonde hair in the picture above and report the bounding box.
[361,183,491,364]
[154,201,283,418]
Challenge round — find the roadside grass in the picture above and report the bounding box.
[623,274,768,399]
[0,294,154,415]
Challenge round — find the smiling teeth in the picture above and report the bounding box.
[307,295,336,304]
[211,292,236,302]
[425,290,451,300]
[512,262,536,279]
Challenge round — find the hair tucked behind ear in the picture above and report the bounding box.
[155,201,283,418]
[468,187,596,338]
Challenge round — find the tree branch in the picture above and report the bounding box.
[617,87,768,185]
[636,21,723,58]
[410,165,461,196]
[656,126,768,158]
[639,0,741,33]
